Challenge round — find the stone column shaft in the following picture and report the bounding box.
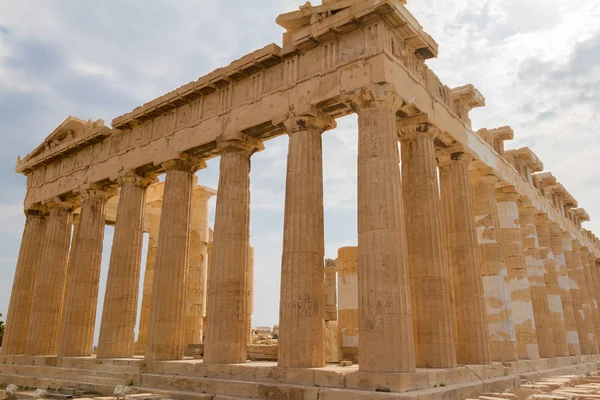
[145,157,203,360]
[563,236,589,354]
[135,207,160,354]
[401,125,457,368]
[324,259,338,322]
[497,189,539,360]
[25,203,73,355]
[572,241,596,354]
[590,256,600,348]
[204,138,259,364]
[355,91,415,373]
[184,184,214,346]
[247,245,254,345]
[535,218,568,357]
[337,246,359,363]
[551,229,581,356]
[1,210,47,355]
[519,208,554,358]
[97,175,153,358]
[59,188,112,357]
[471,174,518,362]
[581,247,600,352]
[278,115,331,368]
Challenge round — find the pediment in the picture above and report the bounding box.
[16,116,112,174]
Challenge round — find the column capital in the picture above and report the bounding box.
[42,197,77,212]
[282,112,336,135]
[534,213,553,227]
[216,135,264,155]
[76,183,118,202]
[347,85,404,111]
[572,240,583,251]
[398,121,440,141]
[116,172,159,188]
[24,206,47,217]
[518,204,538,217]
[496,185,520,203]
[436,146,473,168]
[469,170,499,185]
[162,154,206,173]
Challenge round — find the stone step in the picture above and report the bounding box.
[0,374,115,396]
[0,364,138,383]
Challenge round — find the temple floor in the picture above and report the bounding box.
[2,355,600,399]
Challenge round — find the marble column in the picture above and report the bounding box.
[581,247,600,352]
[204,137,261,364]
[1,209,47,355]
[184,184,215,346]
[563,235,589,354]
[471,173,518,362]
[496,188,539,360]
[590,255,600,348]
[146,156,204,361]
[337,246,359,363]
[551,228,581,356]
[324,259,338,322]
[247,245,254,345]
[134,203,161,355]
[59,186,114,357]
[573,241,597,354]
[354,89,415,373]
[519,207,554,358]
[400,124,457,368]
[97,174,155,358]
[278,114,332,368]
[25,201,74,355]
[535,216,568,357]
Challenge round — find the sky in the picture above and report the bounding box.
[0,0,599,346]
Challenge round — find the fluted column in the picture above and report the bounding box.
[535,216,568,357]
[590,255,600,348]
[97,173,155,358]
[146,156,205,361]
[59,185,114,357]
[581,247,600,352]
[572,241,596,354]
[496,188,539,360]
[185,184,216,346]
[247,245,254,345]
[551,228,581,356]
[519,207,554,358]
[25,200,74,355]
[399,123,457,368]
[353,88,415,373]
[277,114,333,368]
[471,173,518,362]
[563,235,589,354]
[134,203,161,354]
[204,136,261,364]
[1,209,47,355]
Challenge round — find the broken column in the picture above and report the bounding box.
[337,246,358,363]
[400,121,457,368]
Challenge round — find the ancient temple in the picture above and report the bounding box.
[2,1,600,399]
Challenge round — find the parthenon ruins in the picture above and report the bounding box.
[2,0,600,399]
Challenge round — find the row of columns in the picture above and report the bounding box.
[3,87,600,374]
